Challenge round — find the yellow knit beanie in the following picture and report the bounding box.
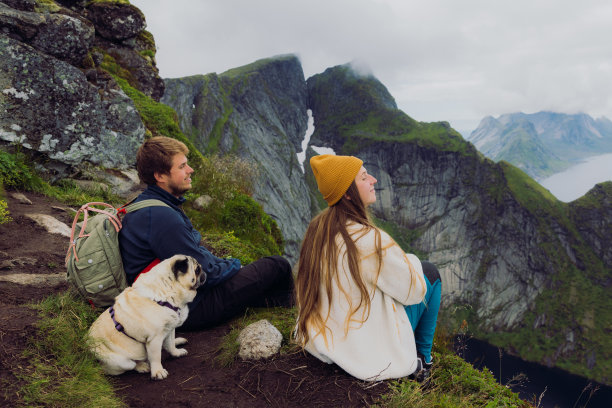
[310,154,363,206]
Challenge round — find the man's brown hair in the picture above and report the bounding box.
[136,136,189,185]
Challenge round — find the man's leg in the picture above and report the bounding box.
[181,255,294,330]
[404,261,442,364]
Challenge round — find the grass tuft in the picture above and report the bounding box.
[17,291,125,407]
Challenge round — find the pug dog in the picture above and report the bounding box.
[88,255,204,379]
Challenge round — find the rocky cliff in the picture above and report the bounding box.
[161,56,311,263]
[0,0,162,184]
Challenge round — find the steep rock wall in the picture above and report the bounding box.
[162,56,310,262]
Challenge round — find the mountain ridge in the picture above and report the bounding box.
[468,111,612,180]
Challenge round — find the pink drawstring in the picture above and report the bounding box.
[65,203,123,265]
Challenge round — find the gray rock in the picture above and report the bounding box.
[66,179,110,193]
[0,256,37,269]
[31,12,95,66]
[236,319,283,360]
[0,34,145,174]
[193,195,213,211]
[10,192,32,204]
[85,2,145,41]
[0,2,45,40]
[2,0,36,12]
[0,272,65,286]
[25,213,71,237]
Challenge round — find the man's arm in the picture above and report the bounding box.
[146,207,241,287]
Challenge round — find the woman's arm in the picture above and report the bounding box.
[357,228,427,305]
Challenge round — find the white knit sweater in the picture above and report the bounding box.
[304,223,427,381]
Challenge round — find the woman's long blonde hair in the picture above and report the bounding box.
[295,181,383,347]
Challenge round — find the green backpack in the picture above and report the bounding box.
[65,199,168,308]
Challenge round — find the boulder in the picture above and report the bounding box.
[236,319,283,360]
[86,2,145,41]
[31,12,94,66]
[0,2,45,40]
[0,35,145,176]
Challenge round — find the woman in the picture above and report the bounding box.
[295,154,442,382]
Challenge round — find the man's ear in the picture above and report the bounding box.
[154,171,167,184]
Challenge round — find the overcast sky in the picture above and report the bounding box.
[130,0,612,133]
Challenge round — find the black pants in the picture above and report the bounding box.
[181,255,294,330]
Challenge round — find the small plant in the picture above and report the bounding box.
[0,149,45,192]
[0,199,12,225]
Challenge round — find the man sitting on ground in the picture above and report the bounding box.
[119,136,294,330]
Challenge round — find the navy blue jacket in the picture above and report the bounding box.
[118,185,241,287]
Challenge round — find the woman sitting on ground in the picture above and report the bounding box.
[294,154,442,381]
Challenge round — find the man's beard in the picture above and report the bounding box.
[168,181,191,197]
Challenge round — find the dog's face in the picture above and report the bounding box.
[170,255,205,294]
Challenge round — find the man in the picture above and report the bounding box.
[119,136,294,330]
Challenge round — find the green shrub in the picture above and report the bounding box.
[0,149,45,191]
[0,199,11,225]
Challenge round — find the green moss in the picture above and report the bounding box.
[34,0,61,13]
[136,30,156,51]
[139,49,155,60]
[99,53,134,84]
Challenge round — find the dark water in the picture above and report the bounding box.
[456,337,612,408]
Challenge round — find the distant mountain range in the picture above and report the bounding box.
[467,112,612,180]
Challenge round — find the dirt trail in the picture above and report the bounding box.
[0,191,389,407]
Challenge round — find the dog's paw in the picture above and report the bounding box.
[170,348,188,358]
[151,368,169,380]
[175,337,188,346]
[135,361,150,373]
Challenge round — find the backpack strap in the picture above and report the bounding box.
[122,199,170,213]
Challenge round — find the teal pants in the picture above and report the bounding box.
[404,261,441,364]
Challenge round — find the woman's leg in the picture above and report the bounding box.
[404,261,441,364]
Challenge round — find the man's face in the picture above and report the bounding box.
[155,153,194,197]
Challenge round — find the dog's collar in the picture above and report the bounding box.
[157,300,181,315]
[109,306,140,342]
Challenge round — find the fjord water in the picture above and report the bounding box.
[540,153,612,202]
[458,337,612,408]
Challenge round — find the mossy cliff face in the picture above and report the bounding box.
[0,0,163,177]
[162,56,311,263]
[307,65,612,385]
